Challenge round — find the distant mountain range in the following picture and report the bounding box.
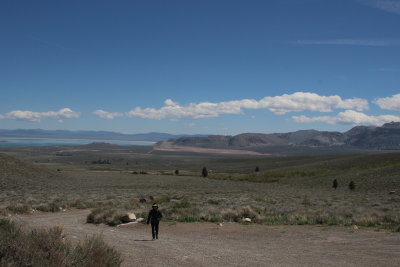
[0,129,207,142]
[160,122,400,151]
[2,122,400,150]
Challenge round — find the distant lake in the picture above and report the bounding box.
[0,138,155,147]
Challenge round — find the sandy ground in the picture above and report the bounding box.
[9,210,400,267]
[153,144,268,155]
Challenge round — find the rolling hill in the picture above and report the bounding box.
[160,122,400,151]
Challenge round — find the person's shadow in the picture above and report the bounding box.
[133,239,153,242]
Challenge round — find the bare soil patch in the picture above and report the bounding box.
[153,144,268,155]
[11,210,400,267]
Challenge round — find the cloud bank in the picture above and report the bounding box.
[93,110,123,119]
[94,92,368,120]
[292,110,400,126]
[0,108,80,122]
[374,94,400,111]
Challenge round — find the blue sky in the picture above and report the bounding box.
[1,0,400,135]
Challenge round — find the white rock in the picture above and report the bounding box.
[120,212,136,223]
[127,212,136,220]
[242,218,252,222]
[136,217,144,222]
[117,222,137,227]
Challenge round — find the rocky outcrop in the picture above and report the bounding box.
[344,122,400,149]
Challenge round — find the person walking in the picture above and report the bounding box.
[147,203,162,240]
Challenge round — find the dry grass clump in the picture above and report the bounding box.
[0,218,122,266]
[221,205,260,222]
[169,201,201,222]
[6,204,32,214]
[86,208,128,226]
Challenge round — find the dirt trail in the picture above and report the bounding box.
[11,210,400,267]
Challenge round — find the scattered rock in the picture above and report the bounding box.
[352,225,359,230]
[242,218,252,223]
[218,223,223,227]
[117,222,137,227]
[136,217,144,223]
[128,212,136,220]
[139,198,146,203]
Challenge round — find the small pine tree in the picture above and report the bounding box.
[175,169,179,175]
[255,166,260,172]
[202,167,208,178]
[349,181,355,191]
[332,179,338,189]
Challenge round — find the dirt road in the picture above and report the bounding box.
[11,210,400,267]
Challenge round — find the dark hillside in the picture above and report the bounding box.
[165,122,400,151]
[345,122,400,149]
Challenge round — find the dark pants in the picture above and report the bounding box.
[151,221,159,239]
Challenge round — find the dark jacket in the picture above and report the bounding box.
[147,209,162,224]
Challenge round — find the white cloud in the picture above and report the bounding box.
[362,0,400,15]
[374,94,400,111]
[292,39,400,46]
[94,92,368,120]
[93,110,123,119]
[257,92,368,114]
[0,108,80,122]
[292,110,400,126]
[164,99,179,106]
[126,99,254,119]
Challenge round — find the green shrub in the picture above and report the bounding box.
[172,200,191,209]
[202,167,208,178]
[301,196,311,206]
[208,215,223,223]
[207,199,221,205]
[262,215,287,225]
[332,179,338,189]
[177,214,201,222]
[349,181,355,191]
[69,199,88,209]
